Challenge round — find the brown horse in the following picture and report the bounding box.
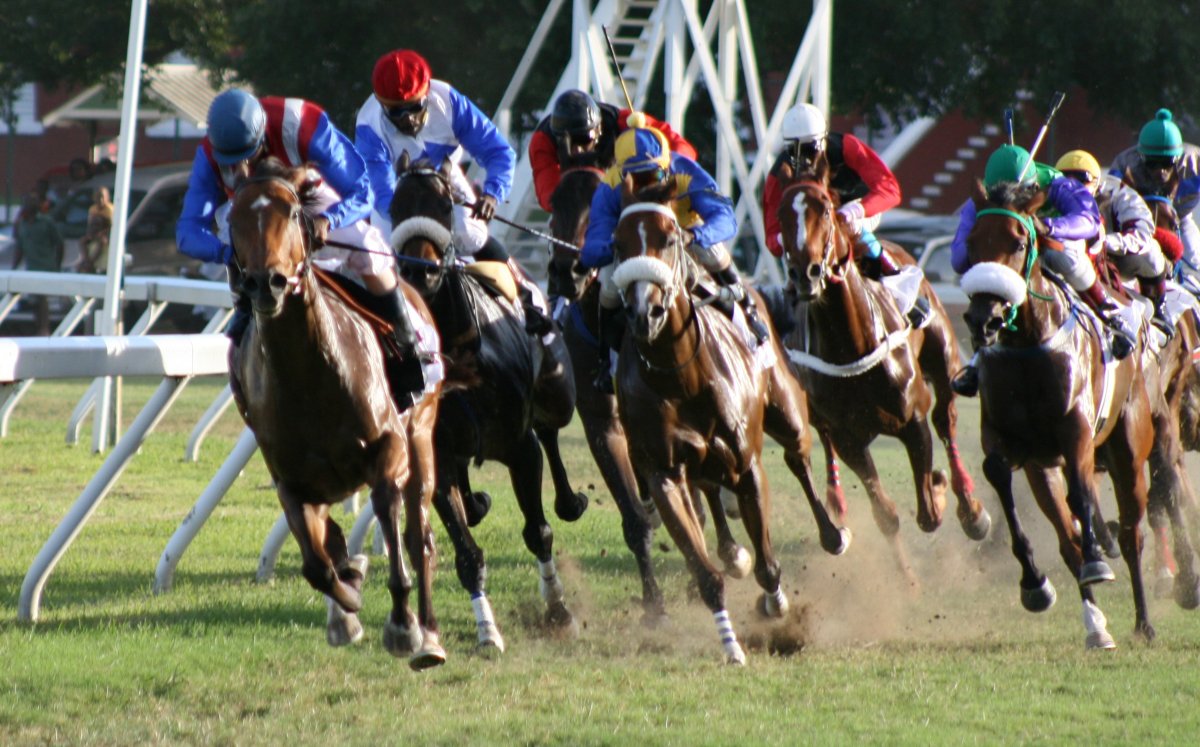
[775,161,990,583]
[962,178,1156,648]
[546,166,753,623]
[609,175,849,663]
[388,155,585,652]
[227,159,444,669]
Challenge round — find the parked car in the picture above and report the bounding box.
[48,162,203,278]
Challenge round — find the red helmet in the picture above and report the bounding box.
[372,50,431,102]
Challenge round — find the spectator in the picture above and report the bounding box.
[66,158,95,197]
[79,186,114,273]
[11,193,64,335]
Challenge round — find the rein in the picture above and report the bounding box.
[975,207,1054,328]
[780,180,850,284]
[230,175,312,292]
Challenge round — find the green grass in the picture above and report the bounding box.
[3,379,1200,745]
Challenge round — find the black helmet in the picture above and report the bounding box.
[550,90,601,137]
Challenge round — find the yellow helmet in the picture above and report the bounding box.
[614,120,671,175]
[1055,150,1102,183]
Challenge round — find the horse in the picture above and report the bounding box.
[546,166,753,623]
[227,158,445,669]
[387,154,584,651]
[1123,172,1200,600]
[608,174,849,663]
[775,160,991,584]
[962,177,1157,648]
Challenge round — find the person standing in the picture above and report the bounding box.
[79,186,114,273]
[11,193,64,335]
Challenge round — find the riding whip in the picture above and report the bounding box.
[1017,91,1066,182]
[1003,108,1015,146]
[468,201,581,253]
[601,26,637,112]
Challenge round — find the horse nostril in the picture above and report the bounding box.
[788,267,801,284]
[269,272,289,292]
[648,305,666,321]
[807,263,823,281]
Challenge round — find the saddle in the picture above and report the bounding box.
[463,260,519,303]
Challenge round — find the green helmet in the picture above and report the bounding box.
[983,144,1035,187]
[1138,108,1184,158]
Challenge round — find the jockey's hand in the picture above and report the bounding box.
[1030,215,1051,238]
[473,195,498,222]
[679,228,695,246]
[311,216,331,248]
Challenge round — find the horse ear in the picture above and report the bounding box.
[970,179,988,207]
[813,153,830,184]
[620,172,637,205]
[664,174,680,200]
[778,160,794,182]
[394,151,411,177]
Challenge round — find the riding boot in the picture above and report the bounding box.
[376,287,427,408]
[951,351,980,397]
[594,305,625,395]
[1081,280,1135,359]
[225,293,252,345]
[713,265,770,345]
[1139,274,1175,338]
[855,231,893,280]
[509,258,553,336]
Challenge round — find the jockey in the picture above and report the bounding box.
[176,88,426,401]
[1056,149,1173,335]
[528,89,696,212]
[949,144,1134,397]
[1109,108,1200,287]
[355,49,549,332]
[580,117,769,393]
[762,102,903,279]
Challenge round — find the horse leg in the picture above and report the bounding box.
[1057,416,1115,586]
[509,429,576,633]
[1102,413,1155,642]
[836,439,915,586]
[1168,457,1200,609]
[732,462,789,620]
[646,468,745,665]
[536,425,589,522]
[1146,413,1200,608]
[981,453,1056,612]
[431,454,503,654]
[701,485,751,579]
[323,499,366,648]
[279,495,364,631]
[576,397,665,622]
[898,417,945,533]
[818,429,848,524]
[456,458,491,527]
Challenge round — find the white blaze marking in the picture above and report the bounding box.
[792,193,807,248]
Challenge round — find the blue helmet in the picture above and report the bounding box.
[207,89,266,165]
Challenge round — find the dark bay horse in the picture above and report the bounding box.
[962,179,1156,648]
[228,159,444,669]
[388,155,585,651]
[776,161,990,583]
[610,175,849,663]
[546,166,753,623]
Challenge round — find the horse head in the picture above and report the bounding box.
[547,167,603,300]
[229,157,320,318]
[388,152,457,297]
[610,174,688,344]
[961,179,1048,348]
[775,160,854,302]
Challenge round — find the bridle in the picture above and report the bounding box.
[230,174,314,295]
[780,180,849,286]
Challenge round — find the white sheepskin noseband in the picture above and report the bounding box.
[390,216,452,254]
[612,256,676,300]
[961,261,1027,307]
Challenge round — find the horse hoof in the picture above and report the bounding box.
[640,607,669,629]
[475,621,507,656]
[724,644,747,666]
[326,613,364,647]
[464,491,492,527]
[383,617,422,657]
[408,632,447,671]
[1174,575,1200,610]
[722,546,753,579]
[757,590,789,619]
[1079,561,1116,586]
[546,603,579,637]
[1020,576,1057,613]
[1085,631,1117,650]
[961,507,992,542]
[1156,568,1176,600]
[555,491,589,522]
[347,554,369,578]
[823,526,852,556]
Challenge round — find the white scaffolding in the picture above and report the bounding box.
[488,0,832,284]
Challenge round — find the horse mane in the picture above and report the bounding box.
[245,157,323,210]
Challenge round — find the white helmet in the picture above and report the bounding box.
[782,102,827,143]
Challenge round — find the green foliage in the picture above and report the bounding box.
[4,380,1200,743]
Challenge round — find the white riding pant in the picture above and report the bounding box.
[1038,238,1096,291]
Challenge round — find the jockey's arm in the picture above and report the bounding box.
[305,115,373,230]
[1104,182,1157,256]
[354,116,398,224]
[580,185,621,269]
[762,158,786,257]
[176,147,232,265]
[448,87,515,203]
[950,198,976,275]
[840,133,902,217]
[677,159,737,248]
[528,125,561,212]
[1042,177,1100,242]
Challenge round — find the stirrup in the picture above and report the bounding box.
[1151,310,1175,339]
[906,296,931,328]
[593,366,614,395]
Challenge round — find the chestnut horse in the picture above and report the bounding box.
[227,160,444,669]
[388,155,585,652]
[546,166,753,623]
[776,162,990,583]
[610,175,849,664]
[962,179,1156,648]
